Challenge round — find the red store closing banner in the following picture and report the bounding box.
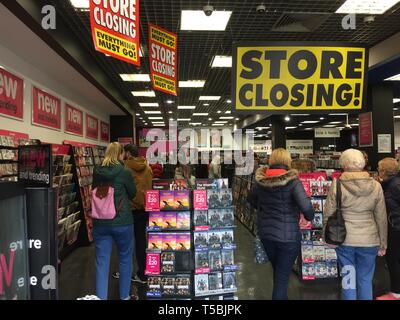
[0,67,24,120]
[86,114,99,140]
[100,121,110,142]
[32,86,61,130]
[65,104,83,136]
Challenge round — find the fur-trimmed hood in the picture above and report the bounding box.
[255,165,299,188]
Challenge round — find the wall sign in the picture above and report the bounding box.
[100,121,110,142]
[148,24,178,96]
[378,134,392,154]
[64,104,83,136]
[0,67,24,120]
[359,112,373,147]
[32,87,61,131]
[86,114,99,140]
[252,140,272,154]
[89,0,140,66]
[18,144,52,187]
[314,127,341,138]
[286,140,313,155]
[232,43,367,112]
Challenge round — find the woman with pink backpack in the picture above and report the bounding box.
[91,142,136,300]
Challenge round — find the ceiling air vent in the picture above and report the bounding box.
[271,12,330,32]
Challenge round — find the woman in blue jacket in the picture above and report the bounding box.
[247,148,314,300]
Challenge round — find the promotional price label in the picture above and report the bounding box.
[86,114,99,140]
[145,253,160,275]
[193,190,208,210]
[32,87,61,130]
[0,67,24,120]
[65,104,83,136]
[145,190,160,211]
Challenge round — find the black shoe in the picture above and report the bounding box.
[112,272,120,279]
[131,275,147,284]
[123,294,139,300]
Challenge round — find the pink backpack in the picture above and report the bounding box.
[90,184,121,220]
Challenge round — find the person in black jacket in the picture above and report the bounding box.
[377,157,400,300]
[247,148,314,300]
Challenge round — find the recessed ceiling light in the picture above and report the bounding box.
[139,102,159,107]
[225,110,231,114]
[208,118,212,121]
[148,117,163,120]
[193,113,209,116]
[336,0,400,14]
[199,96,221,101]
[320,117,325,120]
[394,98,400,103]
[386,74,400,81]
[302,121,320,124]
[203,103,210,106]
[178,106,196,110]
[69,0,89,8]
[168,111,173,114]
[132,91,156,97]
[235,118,240,121]
[284,116,290,122]
[177,118,191,121]
[144,111,162,114]
[181,10,232,31]
[220,117,234,119]
[212,123,225,126]
[166,100,174,104]
[136,113,140,116]
[323,125,337,127]
[226,99,232,103]
[179,80,206,88]
[217,110,221,114]
[329,121,342,124]
[299,124,303,127]
[120,74,150,82]
[211,55,232,68]
[169,118,174,121]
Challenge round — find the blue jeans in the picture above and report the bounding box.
[93,224,134,300]
[261,239,301,300]
[336,246,379,300]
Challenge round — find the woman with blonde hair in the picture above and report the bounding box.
[92,142,136,300]
[323,149,387,300]
[247,148,314,300]
[376,157,400,300]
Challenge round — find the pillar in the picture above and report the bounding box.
[271,115,286,149]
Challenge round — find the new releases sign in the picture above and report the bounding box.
[90,0,140,66]
[32,87,61,130]
[149,24,178,96]
[0,67,24,120]
[18,144,52,187]
[86,114,99,140]
[232,43,367,112]
[65,104,83,136]
[100,121,109,142]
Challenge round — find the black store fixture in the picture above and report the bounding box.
[0,182,30,300]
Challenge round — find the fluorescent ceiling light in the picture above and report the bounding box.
[256,127,270,130]
[168,111,173,114]
[304,128,314,130]
[386,74,400,81]
[120,74,150,82]
[177,118,191,121]
[337,127,345,130]
[328,113,347,116]
[179,80,206,88]
[208,118,212,121]
[285,127,296,130]
[350,123,359,126]
[292,114,311,116]
[70,0,89,8]
[220,117,234,119]
[139,102,159,107]
[215,121,228,124]
[190,123,202,126]
[154,124,165,127]
[135,113,140,116]
[302,121,320,124]
[203,103,210,106]
[178,106,196,110]
[394,98,400,103]
[225,111,231,114]
[181,10,232,31]
[166,100,174,104]
[323,125,337,127]
[329,121,342,124]
[212,124,225,126]
[226,99,232,103]
[211,55,232,68]
[235,118,240,121]
[394,116,400,119]
[132,91,156,97]
[217,111,222,114]
[193,113,209,116]
[336,0,400,14]
[148,117,163,120]
[144,111,162,114]
[139,45,144,57]
[199,96,221,101]
[152,122,165,124]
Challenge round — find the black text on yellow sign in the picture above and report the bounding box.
[232,44,367,112]
[95,29,138,63]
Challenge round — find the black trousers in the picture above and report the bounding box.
[386,226,400,294]
[133,209,148,278]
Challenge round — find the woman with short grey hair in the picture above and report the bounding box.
[323,149,387,300]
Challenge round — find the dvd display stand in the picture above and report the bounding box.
[145,185,193,300]
[297,173,339,281]
[193,185,238,300]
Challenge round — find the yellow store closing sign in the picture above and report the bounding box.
[232,43,367,112]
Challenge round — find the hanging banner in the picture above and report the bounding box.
[359,112,373,147]
[65,104,83,136]
[232,43,367,112]
[89,0,140,66]
[315,127,341,138]
[100,121,110,142]
[32,87,61,130]
[86,114,99,140]
[0,67,24,120]
[148,24,178,96]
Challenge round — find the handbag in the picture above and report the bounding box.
[254,236,269,264]
[325,180,347,245]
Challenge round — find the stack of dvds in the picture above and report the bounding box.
[299,175,338,281]
[0,134,18,182]
[145,186,192,299]
[193,188,238,298]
